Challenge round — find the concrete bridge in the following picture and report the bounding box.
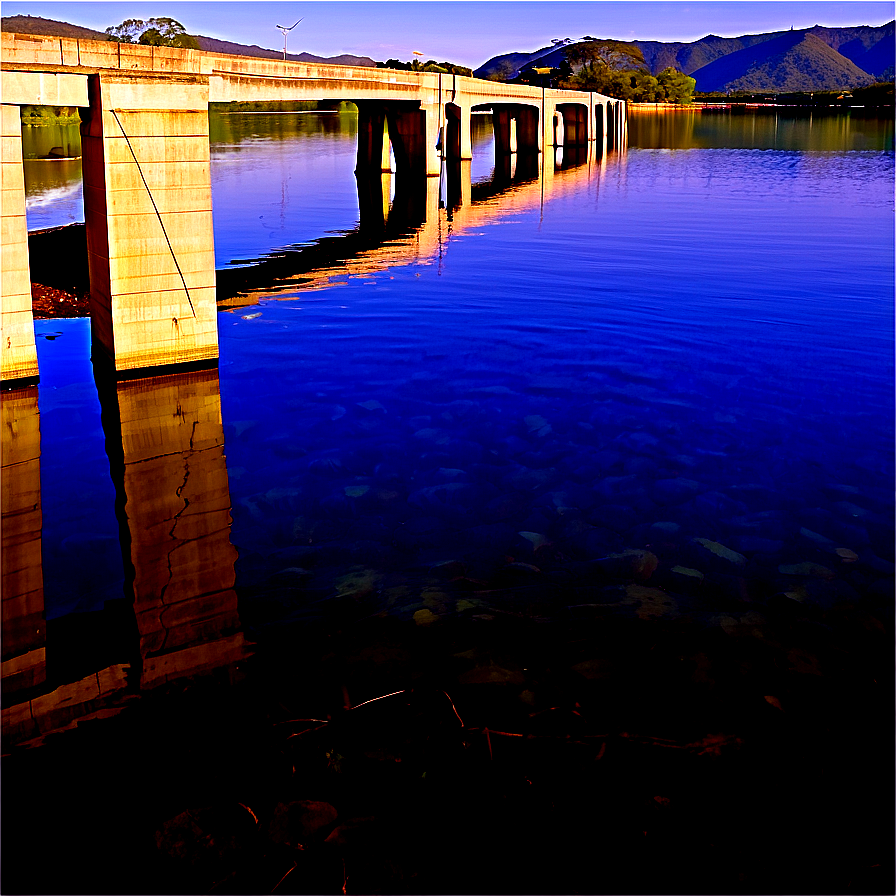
[1,32,627,385]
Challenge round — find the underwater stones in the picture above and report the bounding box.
[591,549,659,582]
[695,491,748,519]
[801,508,870,547]
[430,559,466,580]
[730,536,785,556]
[502,467,558,492]
[689,538,747,572]
[778,562,836,580]
[523,414,552,437]
[589,504,640,534]
[652,478,702,505]
[413,427,452,446]
[615,430,661,455]
[593,474,642,500]
[774,577,859,611]
[623,456,660,477]
[307,455,346,476]
[621,584,678,621]
[667,565,705,590]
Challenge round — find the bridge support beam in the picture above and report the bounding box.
[557,104,588,146]
[1,104,39,385]
[355,101,392,174]
[81,74,218,374]
[492,104,540,156]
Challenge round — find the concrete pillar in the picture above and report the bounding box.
[444,103,461,160]
[386,102,440,177]
[459,103,473,160]
[355,101,392,173]
[492,107,510,156]
[495,105,540,156]
[81,73,218,374]
[1,105,39,385]
[1,386,45,697]
[596,102,607,142]
[98,367,247,690]
[556,105,584,146]
[515,106,540,154]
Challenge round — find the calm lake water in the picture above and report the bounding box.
[5,107,895,895]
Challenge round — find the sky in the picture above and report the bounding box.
[4,1,893,68]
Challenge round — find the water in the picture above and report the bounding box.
[6,108,894,895]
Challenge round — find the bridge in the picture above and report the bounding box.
[1,32,626,384]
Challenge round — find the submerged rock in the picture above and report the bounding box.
[690,538,747,571]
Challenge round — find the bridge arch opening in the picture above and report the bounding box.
[555,103,589,146]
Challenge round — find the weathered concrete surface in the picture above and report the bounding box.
[81,74,218,371]
[0,385,45,697]
[1,104,39,382]
[100,368,248,689]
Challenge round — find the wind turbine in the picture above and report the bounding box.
[275,18,303,60]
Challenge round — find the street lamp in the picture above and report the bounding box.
[275,18,303,60]
[412,49,423,70]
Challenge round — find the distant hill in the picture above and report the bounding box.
[691,31,875,92]
[0,15,376,67]
[475,20,894,92]
[1,14,106,40]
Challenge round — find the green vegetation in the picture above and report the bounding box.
[104,17,199,49]
[557,42,695,102]
[20,105,81,126]
[377,58,473,77]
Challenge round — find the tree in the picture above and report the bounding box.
[656,67,696,103]
[105,17,199,49]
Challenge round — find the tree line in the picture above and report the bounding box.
[506,40,696,103]
[376,58,473,76]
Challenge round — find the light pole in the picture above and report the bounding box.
[275,18,303,61]
[412,49,423,71]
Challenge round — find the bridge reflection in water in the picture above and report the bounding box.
[1,367,249,746]
[1,136,617,747]
[218,132,618,305]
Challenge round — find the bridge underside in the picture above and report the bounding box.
[1,47,626,382]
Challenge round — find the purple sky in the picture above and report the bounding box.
[4,2,893,67]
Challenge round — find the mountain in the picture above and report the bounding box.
[0,15,376,67]
[474,21,894,92]
[690,31,875,92]
[1,13,107,40]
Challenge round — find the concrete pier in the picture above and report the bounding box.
[81,74,219,373]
